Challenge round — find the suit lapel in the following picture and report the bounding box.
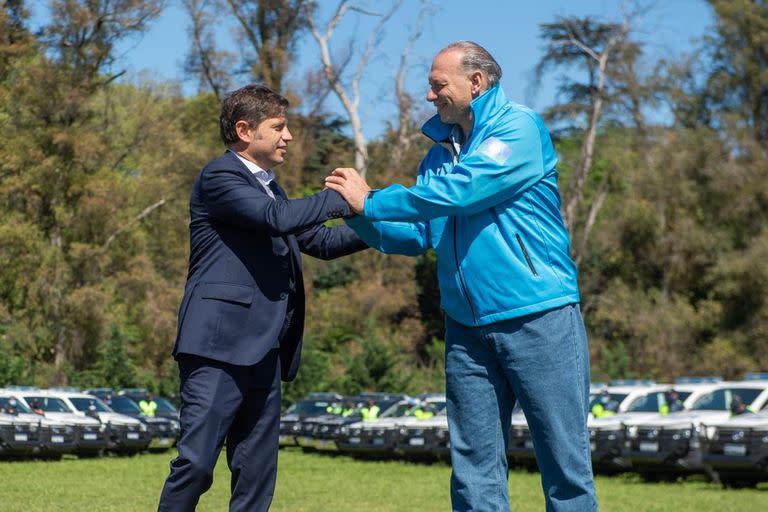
[225,151,270,193]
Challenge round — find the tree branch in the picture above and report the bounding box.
[102,198,166,250]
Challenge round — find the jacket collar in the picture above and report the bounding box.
[421,84,508,144]
[227,149,276,182]
[223,150,270,192]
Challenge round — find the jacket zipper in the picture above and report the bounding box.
[449,129,477,324]
[516,234,538,277]
[453,217,477,324]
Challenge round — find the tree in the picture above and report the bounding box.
[182,0,236,100]
[43,0,164,91]
[534,13,635,264]
[183,0,308,97]
[304,0,404,178]
[0,1,203,385]
[704,0,768,155]
[0,0,33,77]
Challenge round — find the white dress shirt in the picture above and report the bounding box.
[230,150,276,199]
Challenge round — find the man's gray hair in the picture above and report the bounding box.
[442,41,502,88]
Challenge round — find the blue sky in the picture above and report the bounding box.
[29,0,714,138]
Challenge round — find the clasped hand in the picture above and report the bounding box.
[324,168,370,215]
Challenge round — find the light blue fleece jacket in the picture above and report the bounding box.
[346,85,579,326]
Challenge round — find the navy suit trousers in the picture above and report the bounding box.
[158,350,281,512]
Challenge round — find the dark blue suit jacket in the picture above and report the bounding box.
[172,151,366,380]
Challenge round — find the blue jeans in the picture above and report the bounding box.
[445,303,597,512]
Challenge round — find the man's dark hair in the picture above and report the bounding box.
[219,85,290,145]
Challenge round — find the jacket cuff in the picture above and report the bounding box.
[363,189,379,218]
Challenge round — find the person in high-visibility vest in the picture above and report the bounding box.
[730,395,755,416]
[326,402,343,415]
[139,393,158,417]
[412,401,435,420]
[360,400,380,421]
[591,390,616,419]
[341,400,356,417]
[660,389,684,415]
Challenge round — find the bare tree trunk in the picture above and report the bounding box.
[53,325,68,385]
[564,57,606,235]
[392,38,414,167]
[575,171,608,266]
[184,0,225,100]
[102,198,167,250]
[562,19,628,238]
[392,2,431,167]
[305,0,403,179]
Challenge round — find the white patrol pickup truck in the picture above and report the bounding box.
[0,390,76,459]
[0,393,46,457]
[336,399,414,457]
[44,391,151,454]
[623,380,768,480]
[18,391,108,456]
[702,410,768,488]
[337,396,446,458]
[394,408,449,461]
[589,382,721,472]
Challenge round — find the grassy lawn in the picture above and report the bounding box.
[0,448,766,511]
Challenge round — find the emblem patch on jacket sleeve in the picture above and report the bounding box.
[477,137,512,165]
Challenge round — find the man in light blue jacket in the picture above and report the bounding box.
[325,41,597,511]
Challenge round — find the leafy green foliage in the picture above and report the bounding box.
[1,2,767,397]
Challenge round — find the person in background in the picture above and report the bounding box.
[660,389,684,415]
[729,394,754,416]
[326,401,343,415]
[28,398,45,415]
[2,397,19,415]
[591,389,617,419]
[360,400,380,421]
[412,400,436,420]
[139,392,158,417]
[341,400,357,418]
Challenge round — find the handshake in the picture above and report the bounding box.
[324,168,370,215]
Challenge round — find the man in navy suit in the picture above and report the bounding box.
[158,85,367,511]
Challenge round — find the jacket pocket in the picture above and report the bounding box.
[199,282,254,305]
[515,234,538,277]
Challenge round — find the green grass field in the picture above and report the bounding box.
[0,448,766,511]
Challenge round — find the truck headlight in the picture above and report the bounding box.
[99,423,108,432]
[139,423,148,432]
[705,426,717,440]
[626,426,638,439]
